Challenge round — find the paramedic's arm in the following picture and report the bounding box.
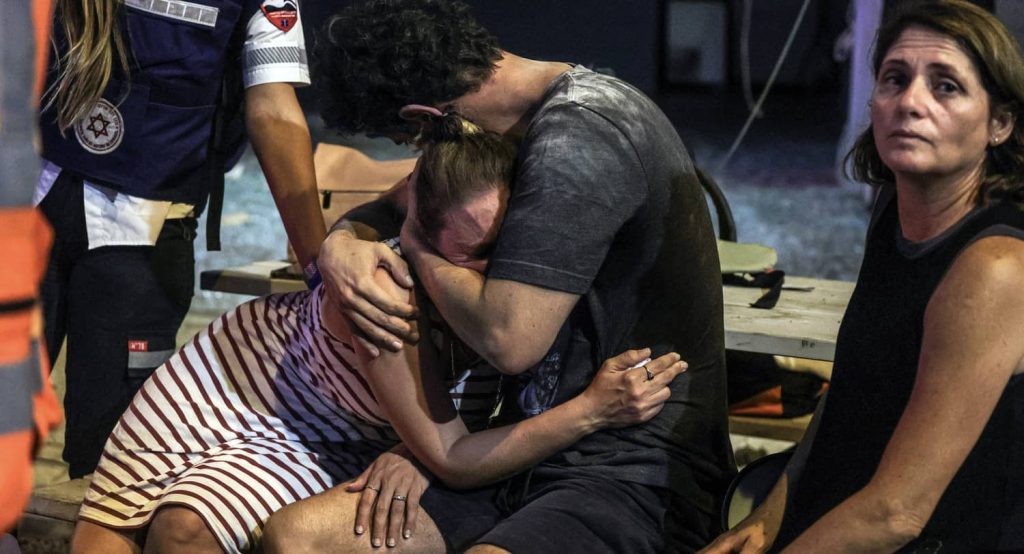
[245,82,326,268]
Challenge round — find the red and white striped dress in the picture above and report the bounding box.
[79,286,500,552]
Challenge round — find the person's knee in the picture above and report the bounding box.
[262,506,326,554]
[465,545,511,554]
[147,507,218,553]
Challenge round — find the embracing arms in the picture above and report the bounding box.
[318,181,417,356]
[398,224,579,374]
[318,107,643,371]
[338,270,685,489]
[319,173,580,373]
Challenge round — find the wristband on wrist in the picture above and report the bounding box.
[303,258,322,289]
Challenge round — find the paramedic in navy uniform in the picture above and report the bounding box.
[36,0,326,480]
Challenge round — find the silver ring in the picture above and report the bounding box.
[393,494,407,502]
[644,366,654,381]
[366,484,380,492]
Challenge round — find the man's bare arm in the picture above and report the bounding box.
[401,223,577,374]
[319,177,417,355]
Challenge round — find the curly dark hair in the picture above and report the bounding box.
[847,0,1024,205]
[314,0,503,138]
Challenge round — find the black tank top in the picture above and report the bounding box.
[775,189,1024,551]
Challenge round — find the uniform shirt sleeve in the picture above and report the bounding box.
[487,103,647,294]
[241,0,310,88]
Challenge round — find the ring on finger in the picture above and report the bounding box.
[393,494,407,502]
[644,365,655,381]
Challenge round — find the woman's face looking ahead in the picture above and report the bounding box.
[871,25,1010,185]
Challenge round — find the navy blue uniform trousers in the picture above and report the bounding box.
[40,171,196,478]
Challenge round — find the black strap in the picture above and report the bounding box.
[0,297,35,314]
[205,22,246,252]
[205,156,224,251]
[723,270,786,309]
[205,82,228,251]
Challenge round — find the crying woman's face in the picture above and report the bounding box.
[433,185,509,273]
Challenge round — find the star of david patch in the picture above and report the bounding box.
[261,0,298,32]
[74,98,124,155]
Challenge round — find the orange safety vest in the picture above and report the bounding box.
[32,0,53,99]
[0,0,60,534]
[0,209,61,533]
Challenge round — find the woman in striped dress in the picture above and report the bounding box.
[71,122,687,553]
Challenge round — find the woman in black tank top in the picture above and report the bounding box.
[705,1,1024,551]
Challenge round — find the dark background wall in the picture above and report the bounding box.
[464,1,662,91]
[301,1,853,98]
[300,1,1016,99]
[301,0,662,92]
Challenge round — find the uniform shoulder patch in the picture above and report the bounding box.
[75,99,124,155]
[261,0,298,32]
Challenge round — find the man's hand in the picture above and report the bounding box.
[318,231,418,356]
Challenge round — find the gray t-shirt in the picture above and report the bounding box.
[488,66,734,516]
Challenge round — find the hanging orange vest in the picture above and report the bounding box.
[0,0,61,534]
[0,209,61,533]
[32,0,53,99]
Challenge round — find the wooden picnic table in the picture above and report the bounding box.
[723,275,854,363]
[202,263,854,363]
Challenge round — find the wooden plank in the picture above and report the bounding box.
[724,276,853,362]
[729,413,813,443]
[25,478,91,522]
[16,513,74,551]
[201,263,856,363]
[18,478,90,548]
[200,260,306,296]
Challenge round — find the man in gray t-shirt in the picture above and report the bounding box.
[294,1,734,551]
[497,63,733,504]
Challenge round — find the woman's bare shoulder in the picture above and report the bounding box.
[946,235,1024,294]
[929,235,1024,373]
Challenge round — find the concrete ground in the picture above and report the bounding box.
[23,86,866,551]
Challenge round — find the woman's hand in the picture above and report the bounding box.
[576,348,687,429]
[318,230,418,356]
[346,446,432,548]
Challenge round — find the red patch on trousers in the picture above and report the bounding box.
[128,340,149,352]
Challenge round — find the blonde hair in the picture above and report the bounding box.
[43,0,130,131]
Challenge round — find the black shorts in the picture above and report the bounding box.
[419,465,714,553]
